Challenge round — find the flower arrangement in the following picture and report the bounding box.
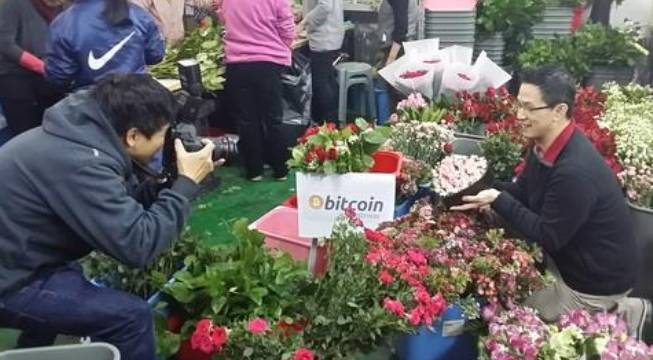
[388,121,454,167]
[432,154,489,197]
[481,306,653,360]
[442,87,517,136]
[392,92,448,123]
[287,119,392,174]
[373,202,546,311]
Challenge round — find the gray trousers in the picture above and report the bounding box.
[525,257,649,339]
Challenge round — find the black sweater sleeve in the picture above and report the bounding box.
[387,0,408,43]
[0,0,25,63]
[491,169,596,254]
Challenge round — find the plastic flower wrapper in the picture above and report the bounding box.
[395,59,436,99]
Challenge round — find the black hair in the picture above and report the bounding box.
[103,0,131,26]
[519,66,576,118]
[93,74,177,138]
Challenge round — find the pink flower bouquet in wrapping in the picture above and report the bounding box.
[432,154,491,207]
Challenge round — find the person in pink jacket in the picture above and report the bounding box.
[215,0,295,181]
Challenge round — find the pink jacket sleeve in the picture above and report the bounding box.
[276,0,296,47]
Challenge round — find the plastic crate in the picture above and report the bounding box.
[0,343,120,360]
[250,206,328,275]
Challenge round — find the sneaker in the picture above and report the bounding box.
[249,176,263,182]
[274,176,288,182]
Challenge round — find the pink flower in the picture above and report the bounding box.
[383,298,406,317]
[195,319,213,333]
[292,348,315,360]
[247,318,269,334]
[406,250,427,265]
[379,270,395,284]
[191,332,214,354]
[211,326,228,350]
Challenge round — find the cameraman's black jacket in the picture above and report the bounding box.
[0,90,200,297]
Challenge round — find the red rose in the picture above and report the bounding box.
[195,319,213,333]
[346,123,360,134]
[247,318,269,334]
[443,143,453,154]
[166,313,185,333]
[292,348,315,360]
[315,148,326,162]
[325,122,337,131]
[305,151,317,163]
[327,148,338,160]
[211,326,228,350]
[485,87,497,98]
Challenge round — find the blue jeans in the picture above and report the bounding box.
[0,264,156,359]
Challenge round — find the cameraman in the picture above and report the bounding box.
[0,74,218,359]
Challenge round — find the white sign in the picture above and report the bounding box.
[296,173,396,237]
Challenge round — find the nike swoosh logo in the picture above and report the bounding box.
[87,31,136,71]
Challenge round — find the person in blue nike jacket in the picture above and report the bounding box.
[45,0,165,90]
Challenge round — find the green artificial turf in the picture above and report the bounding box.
[187,165,296,245]
[0,165,295,351]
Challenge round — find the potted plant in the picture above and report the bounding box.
[481,131,524,182]
[442,87,517,139]
[371,202,547,360]
[475,0,547,65]
[518,24,647,85]
[578,24,647,87]
[602,83,653,299]
[480,306,653,360]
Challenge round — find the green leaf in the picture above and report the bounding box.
[362,154,375,169]
[323,160,337,174]
[244,347,254,357]
[211,296,227,314]
[355,118,369,130]
[247,287,269,306]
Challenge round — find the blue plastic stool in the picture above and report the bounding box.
[397,304,478,360]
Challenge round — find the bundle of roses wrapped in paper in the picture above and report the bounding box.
[481,305,653,360]
[286,118,391,174]
[379,39,511,100]
[365,201,546,322]
[432,154,492,207]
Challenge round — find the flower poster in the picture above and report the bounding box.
[296,173,396,237]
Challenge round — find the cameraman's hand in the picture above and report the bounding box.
[174,139,224,184]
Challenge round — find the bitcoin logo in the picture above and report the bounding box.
[308,195,324,209]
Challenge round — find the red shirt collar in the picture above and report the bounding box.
[534,122,576,166]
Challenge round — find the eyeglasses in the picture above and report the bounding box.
[515,102,551,113]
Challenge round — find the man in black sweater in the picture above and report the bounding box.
[453,67,648,337]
